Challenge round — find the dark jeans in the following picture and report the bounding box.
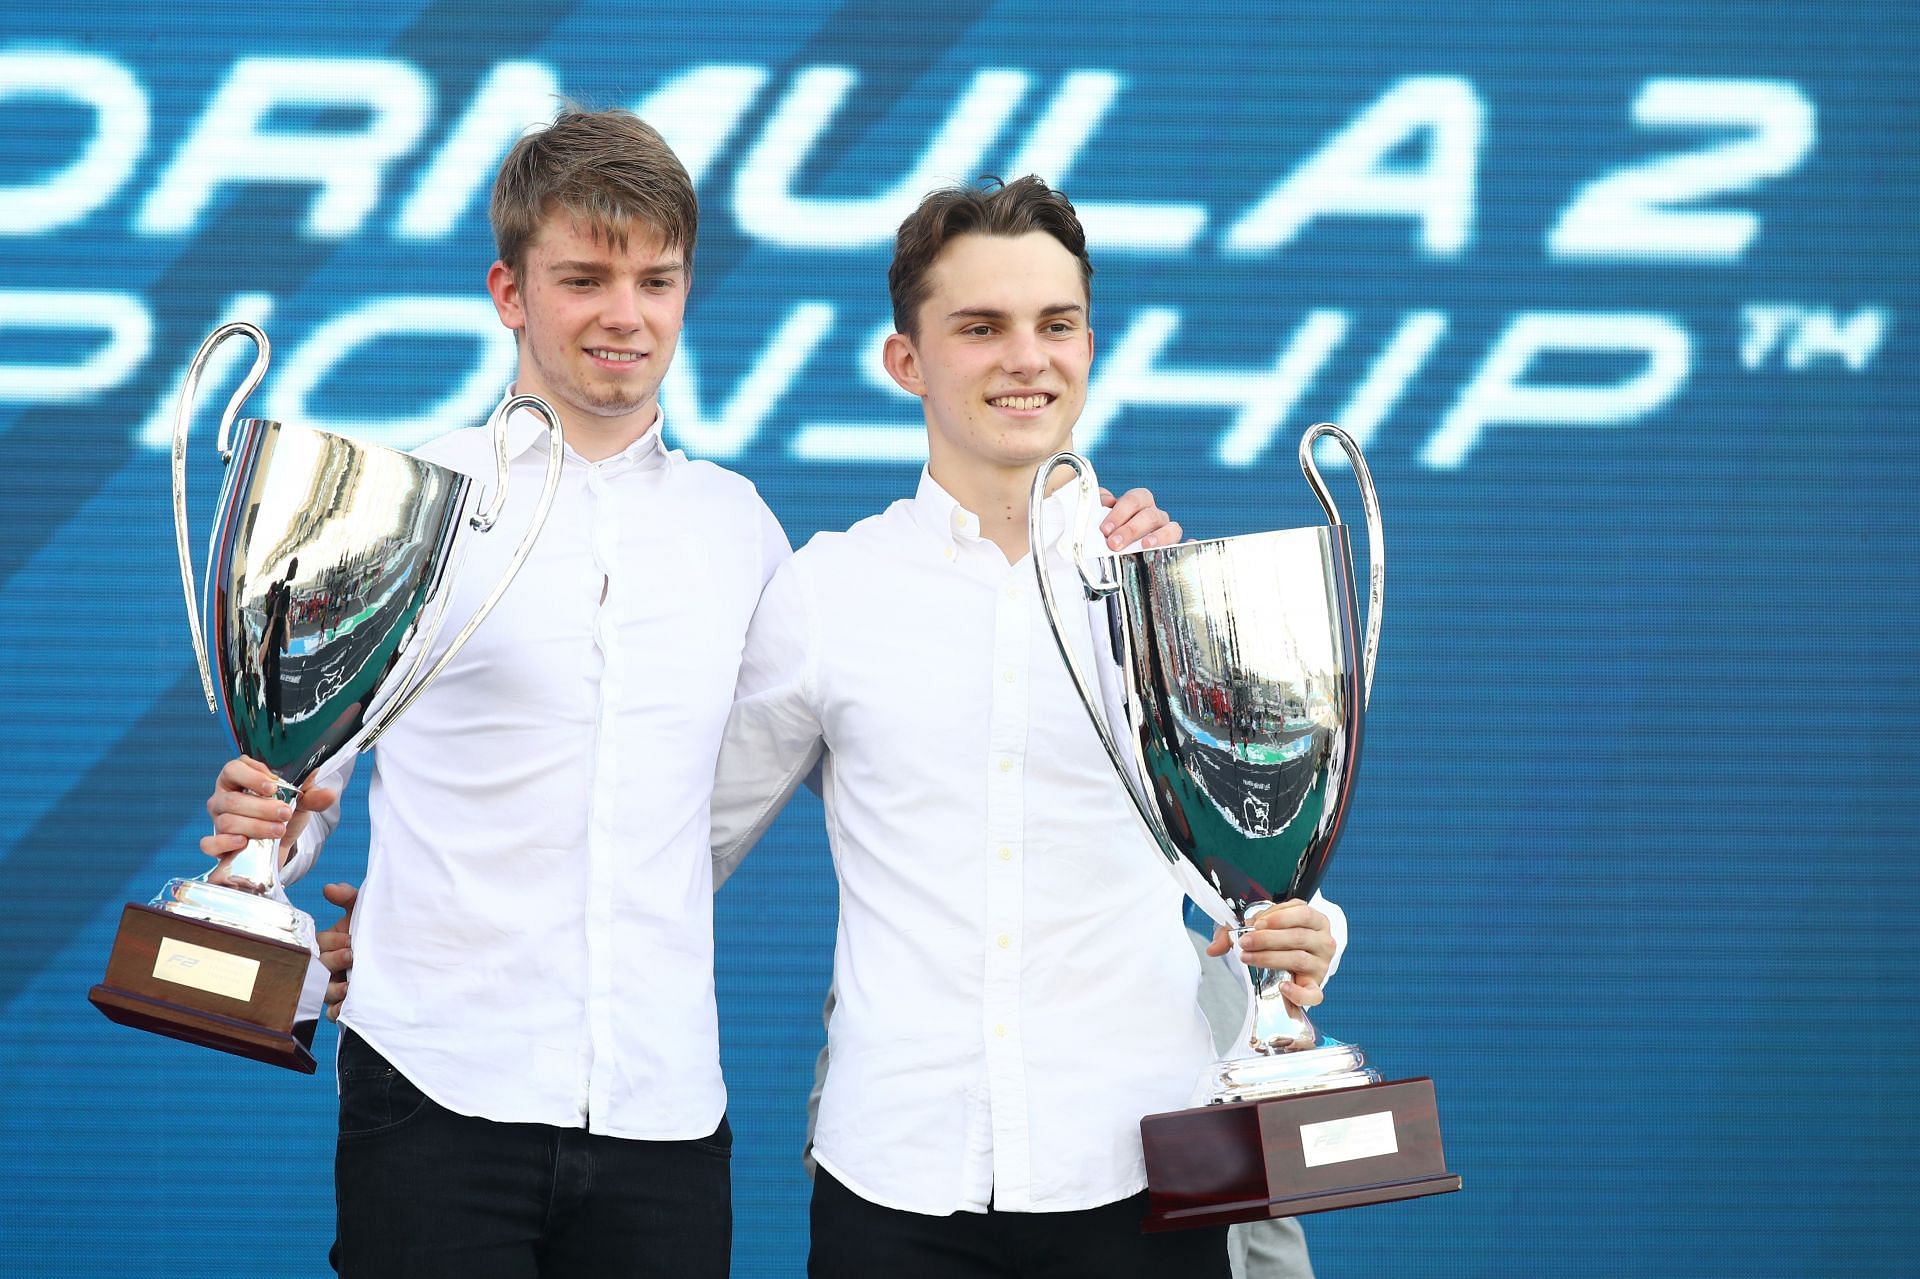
[332,1029,731,1279]
[808,1166,1230,1279]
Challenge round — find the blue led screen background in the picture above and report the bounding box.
[1,3,1915,1275]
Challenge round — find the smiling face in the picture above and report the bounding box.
[486,210,688,443]
[884,230,1093,482]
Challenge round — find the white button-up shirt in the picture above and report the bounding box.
[285,398,789,1139]
[711,470,1346,1215]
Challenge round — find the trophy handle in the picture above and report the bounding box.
[357,394,566,747]
[1028,452,1185,862]
[172,322,271,716]
[1036,451,1122,595]
[1299,423,1384,709]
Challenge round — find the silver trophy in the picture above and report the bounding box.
[89,321,564,1071]
[1030,424,1383,1104]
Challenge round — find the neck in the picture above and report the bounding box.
[556,402,660,463]
[927,447,1076,564]
[511,372,660,462]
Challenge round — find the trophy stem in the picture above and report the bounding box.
[1205,906,1383,1103]
[221,777,301,898]
[1246,959,1317,1054]
[1232,901,1317,1054]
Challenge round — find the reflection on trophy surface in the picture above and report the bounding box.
[1032,424,1458,1225]
[87,321,564,1072]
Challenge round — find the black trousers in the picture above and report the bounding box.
[808,1165,1231,1279]
[331,1030,731,1279]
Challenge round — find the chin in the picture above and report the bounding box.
[562,378,650,414]
[1008,425,1073,459]
[993,443,1066,471]
[587,397,653,419]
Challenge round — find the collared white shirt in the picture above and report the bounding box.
[712,470,1346,1215]
[285,395,789,1139]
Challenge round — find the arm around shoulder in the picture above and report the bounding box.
[710,554,824,889]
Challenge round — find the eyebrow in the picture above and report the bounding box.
[548,259,686,275]
[945,303,1086,323]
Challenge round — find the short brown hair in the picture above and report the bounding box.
[490,107,698,274]
[888,176,1093,338]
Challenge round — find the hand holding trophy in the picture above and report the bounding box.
[88,322,564,1072]
[1031,424,1459,1226]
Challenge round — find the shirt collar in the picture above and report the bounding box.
[494,387,678,475]
[908,467,1077,558]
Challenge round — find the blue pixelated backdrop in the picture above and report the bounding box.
[2,2,1915,1275]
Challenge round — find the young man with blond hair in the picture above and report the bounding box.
[710,177,1345,1277]
[204,107,778,1277]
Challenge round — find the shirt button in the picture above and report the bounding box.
[997,846,1011,861]
[944,545,956,561]
[951,509,967,531]
[997,757,1013,773]
[996,934,1011,949]
[1002,670,1017,684]
[994,1024,1007,1038]
[1004,584,1019,601]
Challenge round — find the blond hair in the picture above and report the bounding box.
[490,107,698,273]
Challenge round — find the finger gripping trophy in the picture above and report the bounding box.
[1031,424,1458,1226]
[88,323,564,1072]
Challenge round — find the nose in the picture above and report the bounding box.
[999,328,1049,378]
[598,284,646,332]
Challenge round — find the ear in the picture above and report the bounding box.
[487,260,525,333]
[882,331,927,398]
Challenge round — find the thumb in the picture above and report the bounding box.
[298,786,339,813]
[322,881,358,913]
[1205,924,1232,957]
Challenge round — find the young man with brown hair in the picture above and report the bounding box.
[709,176,1345,1277]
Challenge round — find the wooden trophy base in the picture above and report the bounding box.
[1141,1076,1459,1231]
[88,903,317,1073]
